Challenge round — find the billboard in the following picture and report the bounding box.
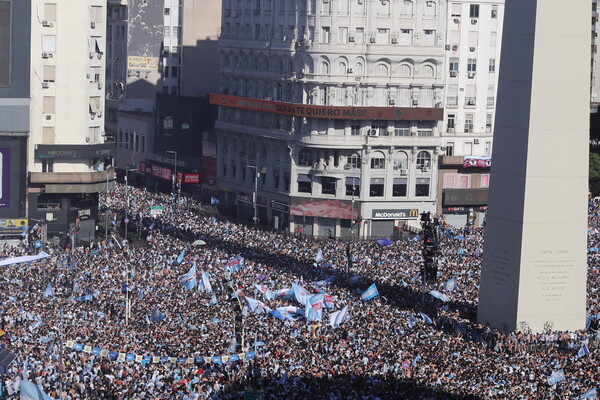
[463,156,492,168]
[127,56,159,71]
[210,94,444,121]
[0,148,9,208]
[290,198,359,219]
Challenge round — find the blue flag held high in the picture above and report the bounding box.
[20,379,54,400]
[443,277,457,292]
[208,294,218,306]
[199,271,212,293]
[306,293,325,322]
[43,284,54,298]
[151,308,165,322]
[580,388,597,399]
[292,283,311,304]
[419,312,433,324]
[577,344,590,358]
[360,283,379,301]
[375,238,393,247]
[429,290,451,302]
[176,250,185,265]
[408,314,416,328]
[547,369,565,385]
[179,263,197,290]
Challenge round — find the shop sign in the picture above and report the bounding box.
[371,209,419,220]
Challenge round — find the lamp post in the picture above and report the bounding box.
[247,165,265,225]
[124,168,137,243]
[166,150,178,199]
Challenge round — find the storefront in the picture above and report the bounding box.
[370,208,420,238]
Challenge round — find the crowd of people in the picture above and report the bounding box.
[0,184,598,399]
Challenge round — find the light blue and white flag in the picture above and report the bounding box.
[360,283,379,301]
[408,314,416,328]
[419,312,433,325]
[176,250,185,265]
[208,294,218,306]
[547,369,565,385]
[245,297,270,314]
[577,344,590,358]
[227,255,244,273]
[292,283,311,304]
[273,288,294,300]
[199,271,212,293]
[443,277,457,292]
[314,249,323,263]
[43,284,54,298]
[254,284,274,301]
[179,263,197,290]
[429,290,451,302]
[307,293,325,322]
[413,354,421,366]
[580,388,597,399]
[329,305,350,328]
[20,379,54,400]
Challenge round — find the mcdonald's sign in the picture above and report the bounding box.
[372,209,419,220]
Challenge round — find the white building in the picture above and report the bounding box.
[214,0,446,238]
[28,0,114,242]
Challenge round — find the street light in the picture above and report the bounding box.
[166,150,178,199]
[124,167,137,243]
[247,165,266,225]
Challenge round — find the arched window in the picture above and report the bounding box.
[422,65,435,78]
[399,64,412,77]
[355,62,364,76]
[424,0,437,17]
[401,0,414,16]
[320,61,330,75]
[338,61,347,75]
[376,64,389,77]
[299,149,313,166]
[370,151,386,169]
[393,151,409,170]
[348,153,361,168]
[416,151,431,169]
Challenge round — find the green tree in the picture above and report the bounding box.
[590,152,600,196]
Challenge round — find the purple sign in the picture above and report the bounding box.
[0,149,9,208]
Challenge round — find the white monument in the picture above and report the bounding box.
[478,0,590,333]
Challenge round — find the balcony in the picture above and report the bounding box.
[30,170,115,185]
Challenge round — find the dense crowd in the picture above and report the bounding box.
[0,184,598,399]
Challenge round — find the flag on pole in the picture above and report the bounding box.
[577,344,590,358]
[292,283,311,304]
[179,263,197,290]
[329,305,350,328]
[307,294,324,322]
[547,369,565,385]
[151,308,165,322]
[245,297,271,314]
[408,314,416,328]
[43,284,54,298]
[443,277,457,291]
[273,288,295,300]
[227,255,244,273]
[360,283,379,301]
[254,284,274,301]
[419,312,433,324]
[580,388,597,399]
[429,290,451,302]
[199,271,212,293]
[20,379,54,400]
[176,250,185,265]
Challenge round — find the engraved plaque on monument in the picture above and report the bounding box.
[477,0,589,333]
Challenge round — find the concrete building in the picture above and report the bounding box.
[437,0,504,227]
[26,0,115,244]
[214,0,447,238]
[0,0,30,239]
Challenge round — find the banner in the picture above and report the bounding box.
[463,156,491,168]
[210,94,444,121]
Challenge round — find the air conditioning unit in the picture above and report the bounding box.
[91,22,96,28]
[468,72,476,78]
[412,99,419,106]
[467,99,476,105]
[400,169,407,175]
[453,18,460,24]
[97,112,102,118]
[348,35,355,42]
[471,18,477,24]
[422,166,429,172]
[445,44,451,50]
[450,71,457,77]
[369,129,378,136]
[347,68,353,74]
[42,82,49,89]
[391,37,398,44]
[97,52,103,59]
[85,137,90,143]
[98,82,103,89]
[389,98,396,105]
[45,115,52,120]
[452,45,458,51]
[42,52,51,59]
[470,46,476,52]
[344,164,351,170]
[89,52,95,59]
[448,127,455,133]
[474,139,480,144]
[42,20,53,27]
[369,37,376,43]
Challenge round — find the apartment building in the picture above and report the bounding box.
[214,0,446,238]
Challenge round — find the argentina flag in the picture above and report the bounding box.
[179,263,197,290]
[547,369,565,385]
[360,283,379,301]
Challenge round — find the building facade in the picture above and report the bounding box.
[27,0,114,244]
[214,0,446,238]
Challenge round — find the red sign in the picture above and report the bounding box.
[209,93,444,121]
[177,172,183,182]
[184,174,200,183]
[463,156,491,168]
[151,165,172,181]
[139,162,146,173]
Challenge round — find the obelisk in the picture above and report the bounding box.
[478,0,590,333]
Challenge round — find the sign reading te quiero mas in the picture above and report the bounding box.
[209,94,444,121]
[372,209,419,219]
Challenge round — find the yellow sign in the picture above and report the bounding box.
[0,218,28,228]
[127,56,158,71]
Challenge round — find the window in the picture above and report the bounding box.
[348,153,361,168]
[339,27,348,44]
[346,177,360,196]
[164,8,170,15]
[231,160,237,179]
[465,114,474,133]
[392,151,408,169]
[491,5,498,18]
[447,114,456,129]
[91,6,103,24]
[42,35,56,52]
[338,61,347,75]
[320,61,330,75]
[415,178,430,197]
[172,66,178,78]
[351,124,361,136]
[221,158,227,176]
[321,27,331,43]
[42,159,54,173]
[284,172,290,192]
[43,65,55,82]
[424,1,436,17]
[369,178,384,197]
[273,169,280,189]
[355,27,364,44]
[370,151,385,169]
[44,4,57,22]
[416,151,431,169]
[423,30,435,46]
[164,26,171,37]
[394,128,410,136]
[467,58,477,72]
[446,142,454,156]
[321,177,337,195]
[486,113,493,132]
[299,149,313,166]
[489,58,496,72]
[448,57,459,72]
[399,64,411,77]
[297,174,312,193]
[392,178,407,197]
[401,0,413,16]
[399,29,412,45]
[376,28,390,44]
[469,4,479,18]
[481,174,490,187]
[42,127,54,144]
[43,96,55,114]
[376,64,389,76]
